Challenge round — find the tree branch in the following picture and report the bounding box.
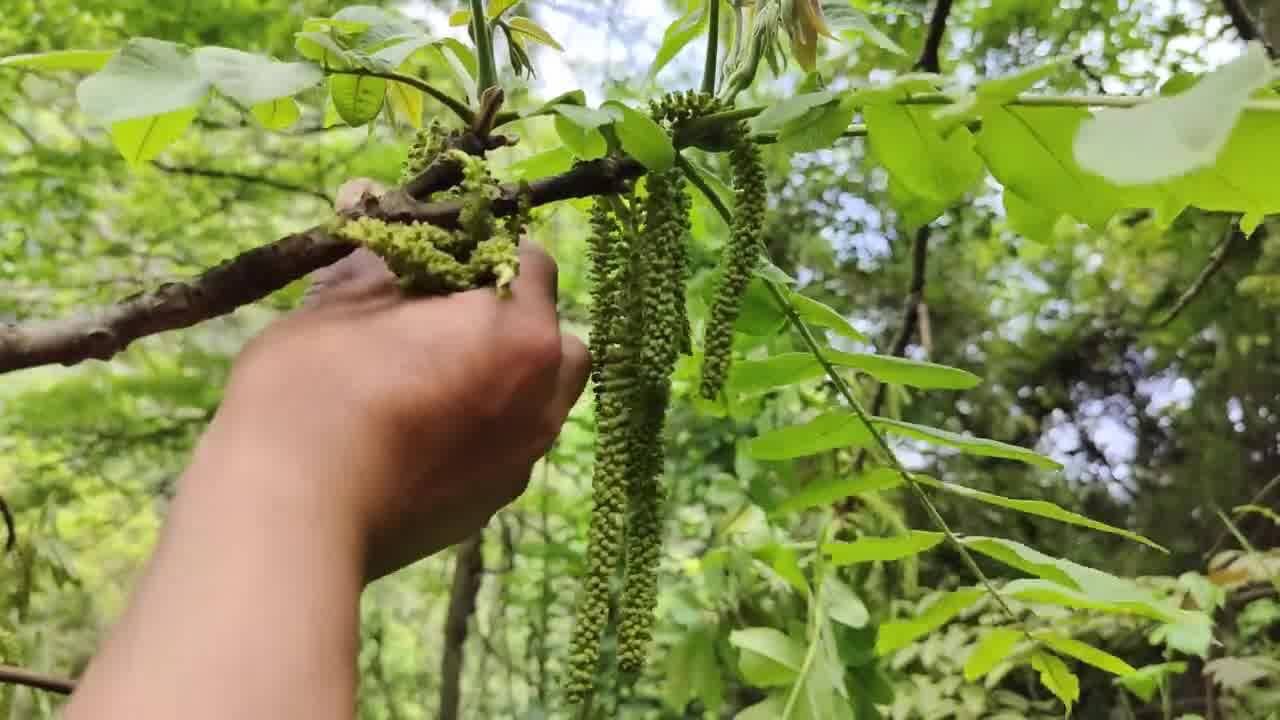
[0,664,75,695]
[1,493,13,554]
[1221,0,1277,57]
[1153,225,1242,329]
[439,533,485,720]
[870,225,932,417]
[915,0,954,73]
[151,162,333,204]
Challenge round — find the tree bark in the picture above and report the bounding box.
[437,533,484,720]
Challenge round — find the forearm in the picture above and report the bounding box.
[64,415,366,720]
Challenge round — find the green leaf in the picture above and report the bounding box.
[752,91,839,132]
[734,694,789,720]
[328,73,385,126]
[650,3,708,77]
[109,107,198,169]
[250,97,301,130]
[332,5,423,48]
[729,628,806,687]
[977,106,1144,228]
[821,575,870,628]
[823,350,982,390]
[554,115,607,159]
[1003,189,1061,242]
[77,38,211,125]
[1000,579,1184,623]
[507,17,564,51]
[887,175,950,230]
[487,0,522,19]
[919,479,1166,550]
[746,411,875,461]
[1149,614,1215,658]
[755,259,797,285]
[788,293,867,342]
[729,353,823,395]
[875,588,985,654]
[0,49,116,72]
[193,47,324,107]
[1033,632,1136,677]
[871,417,1062,469]
[294,31,353,67]
[371,36,437,68]
[386,78,424,129]
[665,626,725,713]
[865,103,984,206]
[603,101,675,171]
[507,146,575,180]
[960,536,1080,587]
[824,530,945,566]
[1075,43,1274,185]
[733,277,787,335]
[1117,662,1187,703]
[1031,651,1080,712]
[551,103,615,128]
[976,56,1072,102]
[779,97,857,152]
[772,468,904,515]
[824,4,904,54]
[963,628,1023,681]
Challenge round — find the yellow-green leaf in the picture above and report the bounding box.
[0,49,116,71]
[771,468,904,515]
[329,73,385,126]
[386,78,424,128]
[824,531,944,566]
[872,417,1062,469]
[824,350,982,390]
[110,107,198,169]
[875,588,985,655]
[964,628,1023,681]
[507,17,564,51]
[788,292,867,342]
[1034,632,1137,677]
[603,101,675,171]
[746,411,875,461]
[251,97,301,130]
[1030,651,1079,712]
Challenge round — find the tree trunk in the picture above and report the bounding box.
[437,533,485,720]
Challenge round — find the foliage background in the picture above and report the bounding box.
[1,1,1278,718]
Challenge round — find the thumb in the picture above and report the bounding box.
[305,178,395,306]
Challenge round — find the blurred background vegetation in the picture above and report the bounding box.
[1,1,1278,718]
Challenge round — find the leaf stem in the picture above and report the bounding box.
[470,0,499,93]
[327,68,474,125]
[702,0,721,95]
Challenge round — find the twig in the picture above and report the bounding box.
[869,225,932,417]
[1154,225,1242,329]
[1221,0,1277,57]
[0,664,74,695]
[702,0,721,95]
[439,533,485,720]
[1206,473,1280,559]
[470,0,498,93]
[915,0,954,73]
[151,162,333,204]
[1,494,13,554]
[327,68,475,125]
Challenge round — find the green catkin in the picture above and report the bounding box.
[338,127,524,295]
[566,201,640,704]
[699,123,766,400]
[616,385,668,674]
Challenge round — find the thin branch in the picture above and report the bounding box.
[0,664,75,695]
[151,162,333,204]
[439,533,485,720]
[702,0,721,95]
[1154,225,1242,329]
[327,68,475,125]
[915,0,954,73]
[870,225,932,417]
[1,493,13,554]
[1221,0,1278,57]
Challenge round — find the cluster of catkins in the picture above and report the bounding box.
[336,122,527,295]
[565,91,766,702]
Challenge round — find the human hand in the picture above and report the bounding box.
[199,178,591,580]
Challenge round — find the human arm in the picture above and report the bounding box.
[61,180,591,720]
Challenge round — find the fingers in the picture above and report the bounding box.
[531,333,591,459]
[304,179,394,307]
[504,238,559,323]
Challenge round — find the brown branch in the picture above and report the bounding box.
[915,0,955,73]
[871,225,932,416]
[439,533,485,720]
[1154,225,1242,329]
[0,664,75,695]
[0,151,641,375]
[1221,0,1278,57]
[151,162,334,204]
[0,494,13,554]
